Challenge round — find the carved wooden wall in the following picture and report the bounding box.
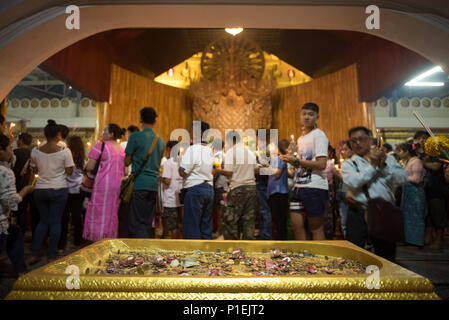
[273,64,375,147]
[97,64,192,143]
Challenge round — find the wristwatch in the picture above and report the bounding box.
[294,158,300,168]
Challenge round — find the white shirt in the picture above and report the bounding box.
[30,147,74,189]
[179,143,214,189]
[121,141,132,175]
[294,128,329,190]
[66,166,84,194]
[162,157,183,207]
[223,143,257,190]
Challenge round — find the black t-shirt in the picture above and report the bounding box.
[424,157,446,199]
[12,148,31,191]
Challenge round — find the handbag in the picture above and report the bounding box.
[179,188,188,205]
[351,160,405,243]
[80,142,105,198]
[120,135,159,203]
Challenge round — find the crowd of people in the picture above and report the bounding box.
[1,103,449,276]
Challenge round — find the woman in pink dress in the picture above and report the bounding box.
[83,124,126,241]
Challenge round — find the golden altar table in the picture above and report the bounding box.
[6,239,439,300]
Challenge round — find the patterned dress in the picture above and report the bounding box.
[401,157,428,246]
[0,165,22,235]
[83,141,125,241]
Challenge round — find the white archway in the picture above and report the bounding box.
[1,4,448,100]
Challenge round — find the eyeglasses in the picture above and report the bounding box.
[349,136,370,144]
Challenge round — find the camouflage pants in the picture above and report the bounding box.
[222,185,257,240]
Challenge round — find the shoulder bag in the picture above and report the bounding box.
[80,142,105,198]
[120,135,159,203]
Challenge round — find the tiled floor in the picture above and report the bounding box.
[1,233,449,300]
[395,241,449,299]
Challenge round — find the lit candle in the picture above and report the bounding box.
[116,139,121,144]
[334,165,339,170]
[380,137,384,148]
[9,122,16,131]
[37,139,41,146]
[87,141,92,148]
[32,174,38,186]
[290,134,294,142]
[213,157,222,168]
[179,147,184,157]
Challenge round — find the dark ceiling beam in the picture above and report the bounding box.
[41,34,114,101]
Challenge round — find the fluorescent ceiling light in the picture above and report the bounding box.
[225,27,243,36]
[405,82,444,87]
[405,66,444,87]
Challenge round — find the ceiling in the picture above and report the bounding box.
[100,28,374,78]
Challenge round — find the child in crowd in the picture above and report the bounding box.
[161,140,183,238]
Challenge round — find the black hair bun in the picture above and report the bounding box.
[47,119,57,126]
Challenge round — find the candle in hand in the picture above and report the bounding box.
[32,174,38,186]
[9,122,16,131]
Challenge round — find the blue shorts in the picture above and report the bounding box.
[290,187,328,217]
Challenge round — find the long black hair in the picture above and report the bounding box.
[68,135,85,170]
